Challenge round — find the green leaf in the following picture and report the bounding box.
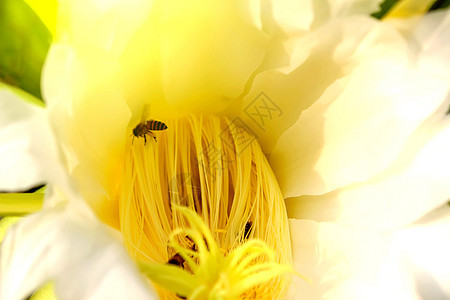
[0,0,52,100]
[373,0,447,19]
[430,0,450,10]
[372,0,399,19]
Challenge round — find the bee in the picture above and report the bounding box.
[244,221,252,240]
[132,120,167,144]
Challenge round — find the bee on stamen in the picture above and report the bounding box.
[132,119,167,144]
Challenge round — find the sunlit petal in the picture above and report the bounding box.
[288,211,450,299]
[286,118,450,230]
[270,12,449,197]
[270,0,383,34]
[0,84,47,191]
[235,16,387,154]
[0,202,156,300]
[156,0,268,112]
[288,219,391,300]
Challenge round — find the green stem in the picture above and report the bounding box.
[0,193,44,216]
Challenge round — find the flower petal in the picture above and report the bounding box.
[286,118,450,230]
[0,204,156,300]
[400,9,450,80]
[42,0,270,225]
[0,84,47,191]
[270,0,383,34]
[288,219,391,299]
[156,0,268,113]
[391,207,450,298]
[233,16,386,154]
[270,13,450,197]
[42,42,131,225]
[0,83,77,199]
[288,213,450,299]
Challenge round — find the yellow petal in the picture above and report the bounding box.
[42,43,131,227]
[119,0,269,116]
[43,0,272,225]
[157,0,268,112]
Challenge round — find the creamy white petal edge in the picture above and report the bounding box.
[0,197,157,300]
[0,87,157,299]
[285,115,450,230]
[270,9,450,197]
[0,85,48,191]
[288,206,450,299]
[271,0,383,33]
[0,84,84,205]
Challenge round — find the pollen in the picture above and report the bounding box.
[118,115,292,299]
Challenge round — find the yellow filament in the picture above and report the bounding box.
[140,205,295,300]
[118,115,292,299]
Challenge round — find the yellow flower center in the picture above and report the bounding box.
[117,115,292,299]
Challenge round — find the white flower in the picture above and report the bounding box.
[1,0,449,299]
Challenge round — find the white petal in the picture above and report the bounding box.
[408,9,450,80]
[288,219,398,300]
[269,18,449,197]
[56,0,152,57]
[288,216,450,299]
[0,85,47,191]
[233,17,383,154]
[270,0,383,34]
[390,208,450,298]
[0,84,79,200]
[42,42,131,219]
[286,119,450,230]
[0,205,156,300]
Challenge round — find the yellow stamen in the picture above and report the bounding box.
[140,205,294,300]
[118,115,292,299]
